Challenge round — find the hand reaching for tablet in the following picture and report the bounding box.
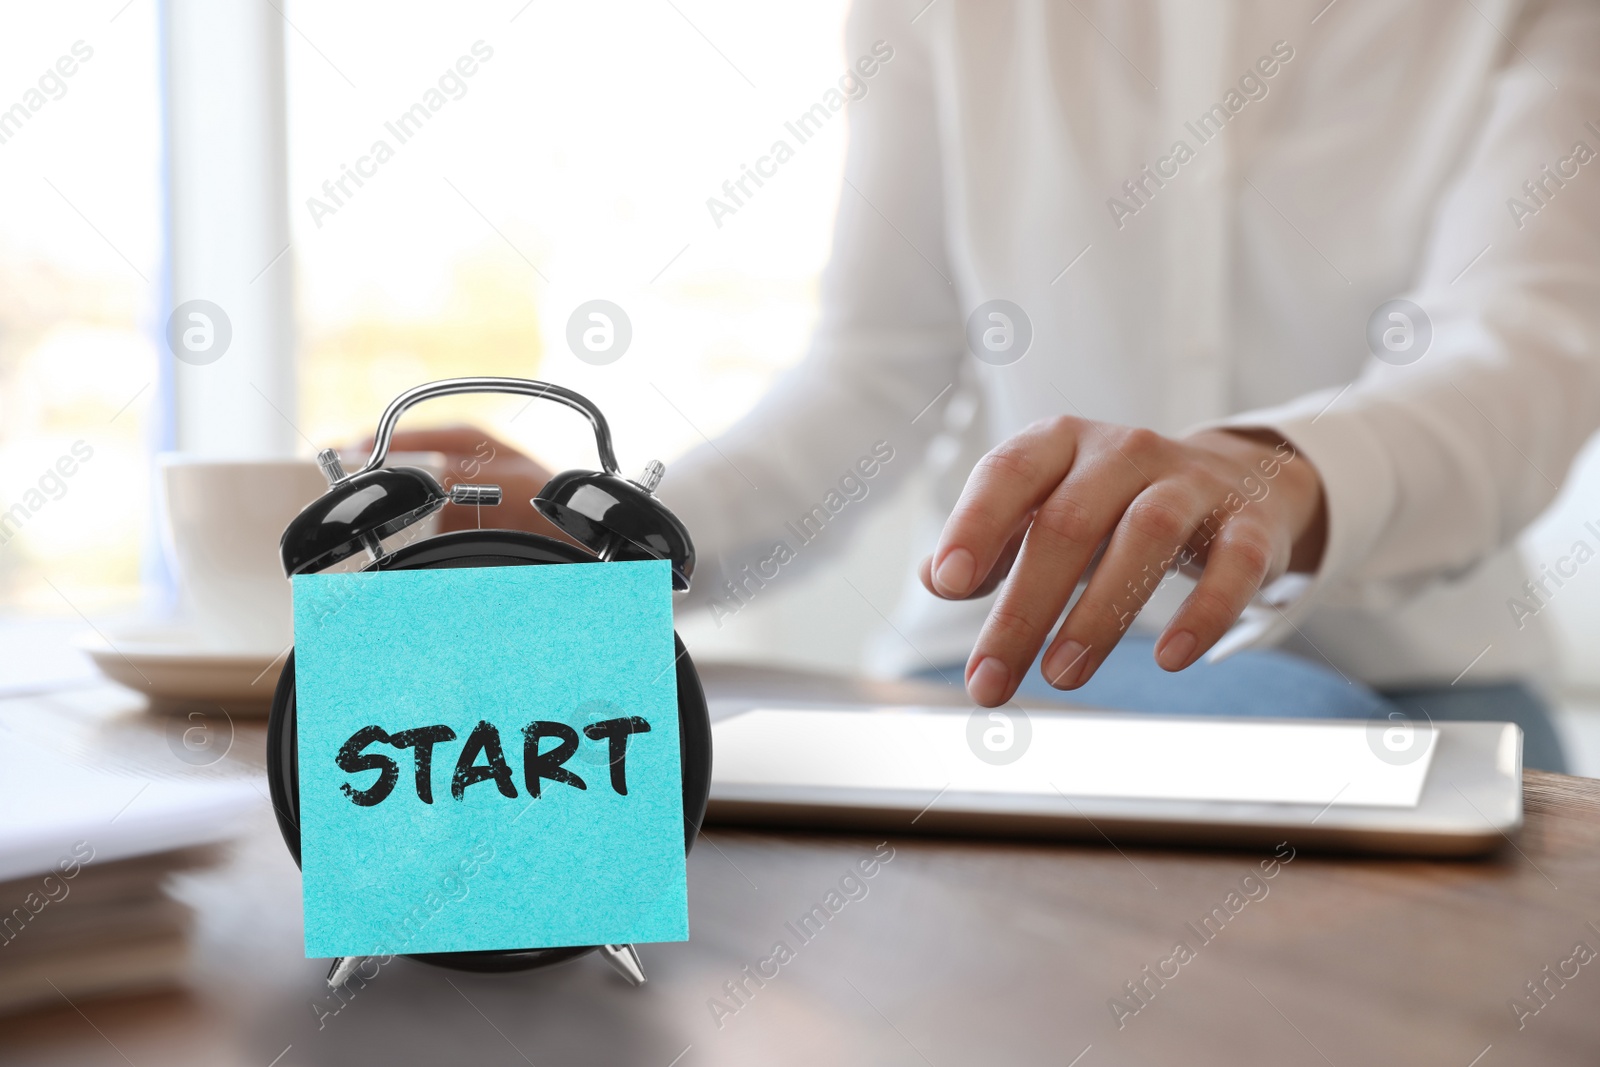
[919,419,1327,707]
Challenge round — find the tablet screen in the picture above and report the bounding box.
[712,708,1436,809]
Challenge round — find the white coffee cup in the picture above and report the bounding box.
[159,456,328,652]
[159,452,446,651]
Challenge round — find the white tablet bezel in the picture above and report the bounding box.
[705,708,1522,857]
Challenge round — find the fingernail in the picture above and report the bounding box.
[933,548,976,597]
[967,656,1011,706]
[1044,639,1090,689]
[1157,630,1198,671]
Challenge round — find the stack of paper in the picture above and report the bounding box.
[0,702,257,1015]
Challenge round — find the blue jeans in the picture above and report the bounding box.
[919,634,1567,773]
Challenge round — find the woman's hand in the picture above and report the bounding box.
[377,426,571,540]
[919,418,1327,707]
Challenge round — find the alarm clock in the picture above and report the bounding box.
[266,377,712,989]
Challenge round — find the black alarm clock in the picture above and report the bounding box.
[265,377,712,989]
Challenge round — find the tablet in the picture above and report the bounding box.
[705,707,1523,856]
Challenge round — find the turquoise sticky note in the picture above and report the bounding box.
[291,560,686,958]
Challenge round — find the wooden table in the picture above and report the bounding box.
[4,665,1599,1066]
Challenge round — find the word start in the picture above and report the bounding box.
[336,716,650,807]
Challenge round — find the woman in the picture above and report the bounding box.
[393,0,1600,771]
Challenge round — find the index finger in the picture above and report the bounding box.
[929,418,1082,599]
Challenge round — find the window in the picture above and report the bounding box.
[0,4,162,617]
[285,1,852,472]
[283,0,898,668]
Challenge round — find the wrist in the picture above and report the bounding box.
[1191,428,1327,574]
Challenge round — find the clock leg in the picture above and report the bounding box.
[599,943,646,986]
[326,956,367,989]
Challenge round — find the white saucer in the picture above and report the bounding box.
[75,621,289,715]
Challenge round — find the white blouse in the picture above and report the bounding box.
[659,0,1600,687]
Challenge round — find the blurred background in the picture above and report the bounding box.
[0,0,926,681]
[1,0,1598,749]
